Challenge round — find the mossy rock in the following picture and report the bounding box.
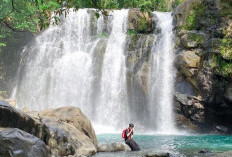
[128,9,156,34]
[179,31,206,48]
[173,0,203,28]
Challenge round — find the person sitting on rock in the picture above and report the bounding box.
[124,123,140,151]
[125,123,134,141]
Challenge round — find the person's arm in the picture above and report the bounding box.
[131,130,133,139]
[127,129,133,137]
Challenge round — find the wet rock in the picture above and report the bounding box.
[198,149,213,154]
[128,9,156,33]
[175,92,205,124]
[175,114,199,131]
[0,91,7,99]
[0,100,97,157]
[143,152,170,157]
[97,142,131,152]
[0,128,49,157]
[212,151,232,157]
[215,125,229,133]
[224,85,232,102]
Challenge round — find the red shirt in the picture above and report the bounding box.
[125,128,133,141]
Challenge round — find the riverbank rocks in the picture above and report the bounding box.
[143,152,170,157]
[0,128,49,157]
[0,100,97,156]
[97,142,131,152]
[128,9,156,33]
[212,151,232,157]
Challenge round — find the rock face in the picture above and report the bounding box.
[0,128,49,157]
[174,0,232,132]
[175,92,205,131]
[179,30,206,49]
[175,49,201,92]
[128,9,156,33]
[173,0,203,27]
[97,142,131,152]
[0,100,97,156]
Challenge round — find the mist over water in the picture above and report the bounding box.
[12,9,179,134]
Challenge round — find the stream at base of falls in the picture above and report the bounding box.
[95,134,232,157]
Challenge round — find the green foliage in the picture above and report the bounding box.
[137,17,148,33]
[174,0,185,6]
[220,38,232,60]
[0,0,187,52]
[127,30,137,35]
[219,0,232,18]
[182,1,207,30]
[189,33,204,43]
[211,55,232,78]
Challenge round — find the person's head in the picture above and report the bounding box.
[129,123,134,129]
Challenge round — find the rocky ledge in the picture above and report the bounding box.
[0,100,97,157]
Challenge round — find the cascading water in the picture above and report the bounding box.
[13,9,97,115]
[95,10,129,128]
[12,8,178,134]
[148,12,177,134]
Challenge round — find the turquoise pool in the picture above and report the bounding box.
[94,134,232,157]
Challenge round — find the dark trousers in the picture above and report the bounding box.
[126,139,141,151]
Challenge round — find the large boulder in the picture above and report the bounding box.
[0,128,49,157]
[128,9,156,33]
[41,117,96,156]
[97,142,131,152]
[39,106,98,147]
[0,100,97,157]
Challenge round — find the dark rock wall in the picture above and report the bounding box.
[174,0,232,133]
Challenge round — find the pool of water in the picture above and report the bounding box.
[94,134,232,157]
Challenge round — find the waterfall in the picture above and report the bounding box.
[13,9,101,114]
[96,10,129,127]
[12,9,179,134]
[148,12,177,134]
